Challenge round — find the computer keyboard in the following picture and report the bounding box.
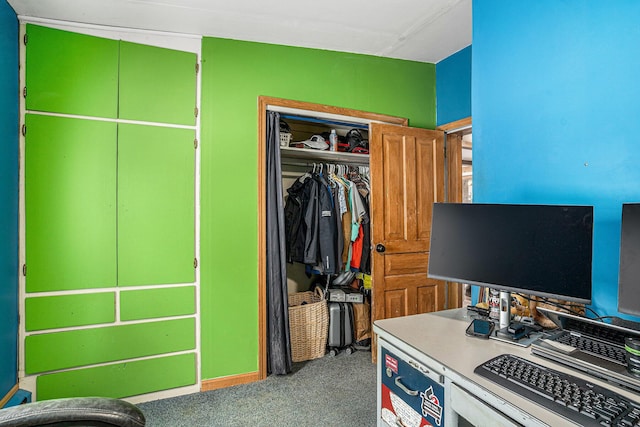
[555,332,627,364]
[565,317,630,346]
[475,354,640,426]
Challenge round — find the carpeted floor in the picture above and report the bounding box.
[138,349,377,427]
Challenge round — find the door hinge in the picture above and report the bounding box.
[194,107,199,118]
[23,33,28,45]
[194,139,198,149]
[22,264,26,276]
[23,87,27,98]
[195,63,199,73]
[22,124,26,137]
[194,258,198,269]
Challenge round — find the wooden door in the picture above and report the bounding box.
[370,123,446,353]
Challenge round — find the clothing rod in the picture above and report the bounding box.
[280,159,370,168]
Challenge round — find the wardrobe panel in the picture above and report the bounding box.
[24,318,195,374]
[118,41,197,125]
[25,114,117,292]
[25,24,119,118]
[36,353,196,400]
[120,286,196,321]
[117,124,195,286]
[25,293,115,332]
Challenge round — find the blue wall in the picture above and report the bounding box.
[0,0,19,401]
[473,0,640,319]
[436,45,471,126]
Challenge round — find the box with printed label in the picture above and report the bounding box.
[327,288,346,302]
[345,291,364,303]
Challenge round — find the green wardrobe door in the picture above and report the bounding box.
[118,41,197,125]
[25,24,119,118]
[25,114,117,292]
[118,124,195,286]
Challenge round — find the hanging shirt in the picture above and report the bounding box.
[350,182,366,241]
[302,176,319,265]
[315,173,338,274]
[341,184,353,270]
[332,181,344,273]
[350,224,364,271]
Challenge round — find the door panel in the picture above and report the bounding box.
[119,41,197,126]
[25,24,119,118]
[25,114,117,292]
[371,123,446,358]
[384,274,430,290]
[415,138,438,239]
[384,253,429,275]
[384,289,407,319]
[417,284,441,313]
[381,134,410,241]
[117,124,196,286]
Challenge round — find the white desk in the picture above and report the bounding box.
[373,309,640,426]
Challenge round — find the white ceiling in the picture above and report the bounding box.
[6,0,471,63]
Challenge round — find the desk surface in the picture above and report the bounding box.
[373,309,640,426]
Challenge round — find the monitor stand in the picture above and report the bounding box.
[499,290,511,330]
[490,290,544,347]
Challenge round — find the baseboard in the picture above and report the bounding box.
[200,371,261,392]
[0,384,19,408]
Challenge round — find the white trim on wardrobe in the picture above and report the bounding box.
[23,110,198,131]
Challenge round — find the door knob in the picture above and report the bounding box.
[375,244,386,253]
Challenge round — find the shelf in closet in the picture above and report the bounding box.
[280,146,369,166]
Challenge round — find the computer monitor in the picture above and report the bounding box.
[618,203,640,316]
[427,203,593,305]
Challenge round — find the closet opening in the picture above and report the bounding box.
[279,114,372,296]
[258,96,409,378]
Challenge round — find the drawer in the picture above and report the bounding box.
[450,383,523,427]
[379,346,445,427]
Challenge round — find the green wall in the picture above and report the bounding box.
[199,37,436,379]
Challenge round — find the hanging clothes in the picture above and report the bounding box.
[284,173,311,264]
[314,171,338,274]
[284,163,371,277]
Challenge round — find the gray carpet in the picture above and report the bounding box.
[139,350,377,426]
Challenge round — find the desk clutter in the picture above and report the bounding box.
[467,288,585,343]
[464,287,640,410]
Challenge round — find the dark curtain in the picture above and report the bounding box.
[266,110,293,375]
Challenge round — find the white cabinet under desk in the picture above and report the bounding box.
[374,309,640,427]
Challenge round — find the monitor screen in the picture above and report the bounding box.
[618,203,640,316]
[428,203,593,304]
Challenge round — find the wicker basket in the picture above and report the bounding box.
[288,288,328,362]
